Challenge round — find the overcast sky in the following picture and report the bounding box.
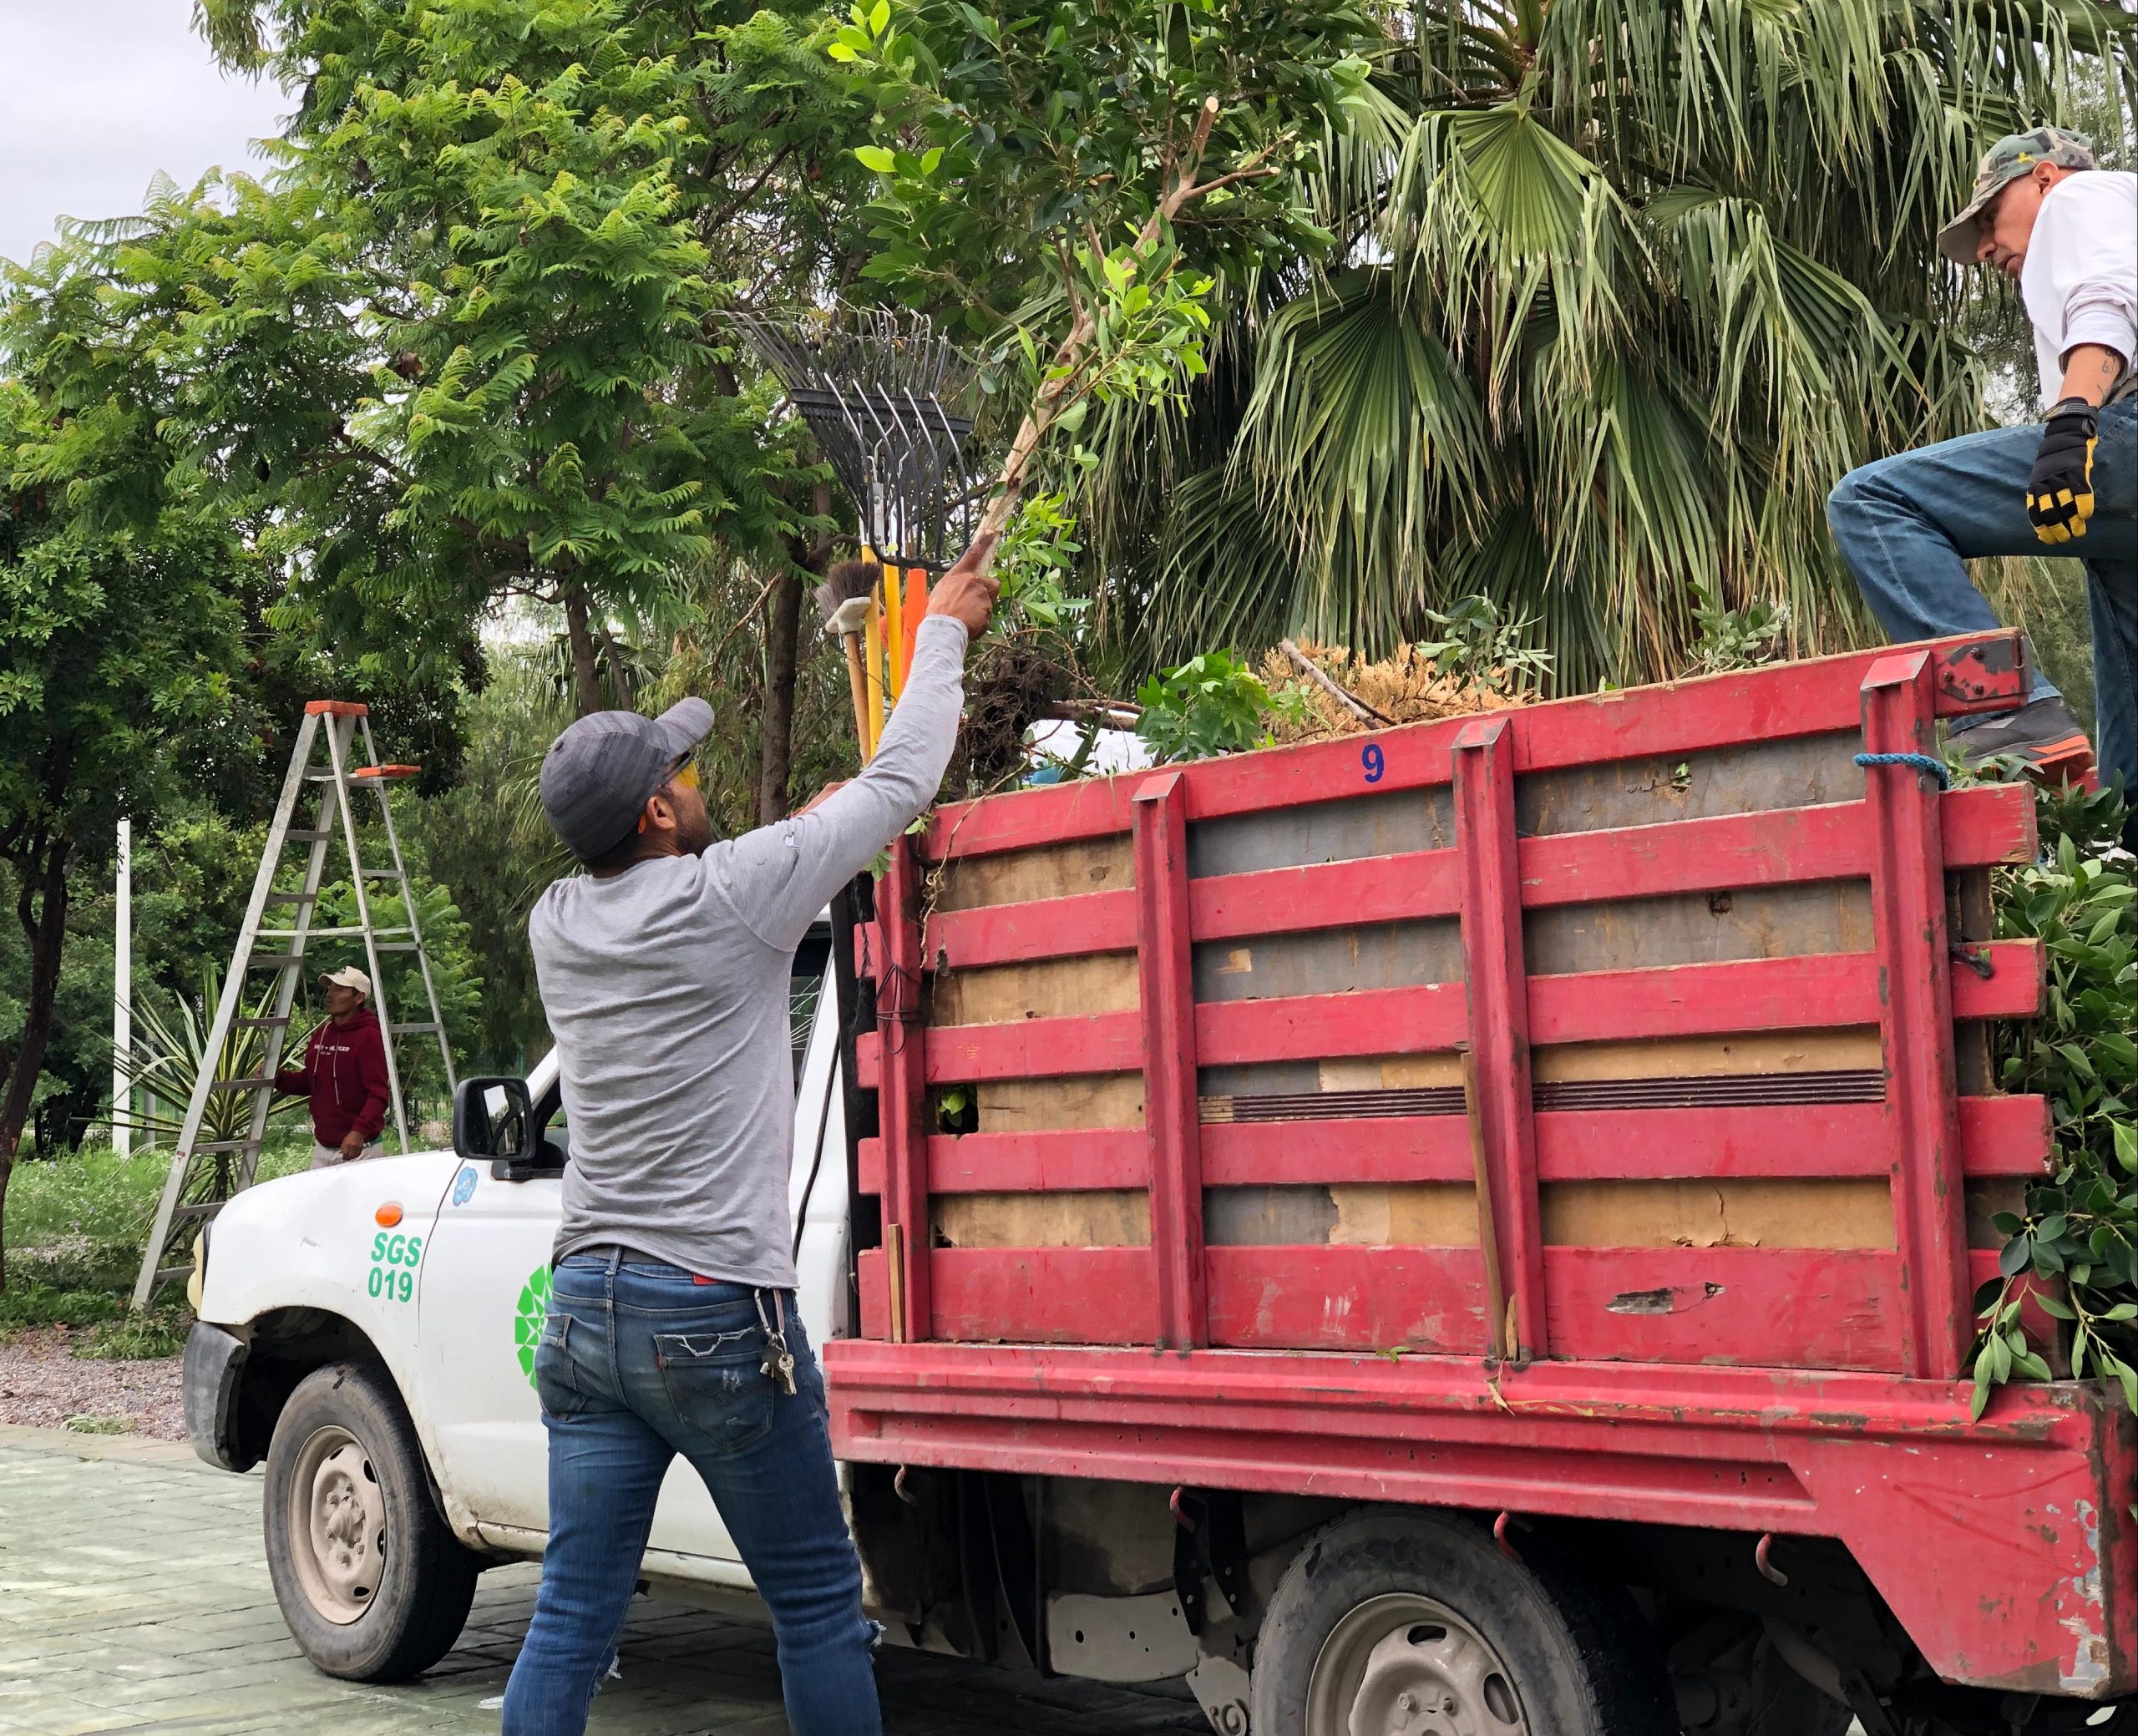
[0,1,289,268]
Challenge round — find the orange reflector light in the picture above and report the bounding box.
[375,1202,403,1227]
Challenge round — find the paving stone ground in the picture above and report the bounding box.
[0,1425,1205,1736]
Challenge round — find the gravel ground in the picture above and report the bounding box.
[0,1326,187,1438]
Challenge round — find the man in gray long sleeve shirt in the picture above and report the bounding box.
[501,539,996,1736]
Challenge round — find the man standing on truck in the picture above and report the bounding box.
[273,965,390,1168]
[1826,125,2135,842]
[500,536,999,1736]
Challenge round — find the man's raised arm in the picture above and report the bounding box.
[722,536,999,951]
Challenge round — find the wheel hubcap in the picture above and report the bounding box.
[1307,1594,1530,1736]
[287,1426,385,1625]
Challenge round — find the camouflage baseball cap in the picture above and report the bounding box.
[1938,126,2098,264]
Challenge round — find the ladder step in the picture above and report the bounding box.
[152,1263,195,1285]
[171,1202,224,1222]
[282,829,333,843]
[373,942,421,953]
[256,926,411,939]
[190,1139,261,1153]
[248,954,306,969]
[389,1022,440,1035]
[233,1016,291,1029]
[208,1076,276,1093]
[360,868,403,879]
[263,891,317,906]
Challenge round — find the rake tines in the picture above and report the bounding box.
[732,306,984,570]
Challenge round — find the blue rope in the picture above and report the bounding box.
[1854,751,1950,788]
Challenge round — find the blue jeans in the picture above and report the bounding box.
[501,1250,880,1736]
[1826,402,2137,813]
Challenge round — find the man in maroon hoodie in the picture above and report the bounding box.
[276,966,393,1168]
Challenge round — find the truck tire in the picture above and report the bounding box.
[1251,1509,1674,1736]
[261,1360,479,1682]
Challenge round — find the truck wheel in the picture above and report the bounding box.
[1251,1509,1674,1736]
[262,1361,479,1681]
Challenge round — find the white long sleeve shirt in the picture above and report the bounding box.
[2021,170,2137,407]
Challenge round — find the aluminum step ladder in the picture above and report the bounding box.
[131,701,457,1307]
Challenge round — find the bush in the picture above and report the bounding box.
[1969,776,2137,1418]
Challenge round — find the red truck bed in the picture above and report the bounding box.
[827,630,2134,1698]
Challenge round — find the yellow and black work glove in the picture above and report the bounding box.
[2027,397,2100,544]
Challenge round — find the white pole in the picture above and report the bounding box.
[112,817,132,1159]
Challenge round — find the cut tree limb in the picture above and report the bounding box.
[971,96,1269,560]
[1281,638,1395,725]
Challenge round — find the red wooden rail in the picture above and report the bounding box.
[854,943,2040,1086]
[1133,772,1207,1351]
[1862,650,1973,1380]
[857,1096,2051,1197]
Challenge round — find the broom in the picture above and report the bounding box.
[817,557,881,761]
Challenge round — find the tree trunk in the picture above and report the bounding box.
[563,589,604,716]
[757,488,835,823]
[757,564,806,823]
[0,838,73,1292]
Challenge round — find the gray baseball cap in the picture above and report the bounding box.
[539,698,714,862]
[1938,126,2097,264]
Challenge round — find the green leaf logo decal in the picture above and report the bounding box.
[514,1264,553,1388]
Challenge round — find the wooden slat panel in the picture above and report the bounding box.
[931,954,1138,1026]
[976,1074,1144,1133]
[1188,787,1453,878]
[1203,1183,1480,1247]
[932,1192,1151,1249]
[1533,1030,1882,1081]
[925,1248,1156,1344]
[1206,1246,1492,1353]
[1516,731,1860,836]
[1192,922,1462,1005]
[934,834,1133,910]
[1541,1178,1896,1250]
[1525,883,1876,974]
[1544,1247,1902,1371]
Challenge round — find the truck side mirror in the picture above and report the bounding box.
[453,1076,535,1169]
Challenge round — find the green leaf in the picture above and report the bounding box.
[869,0,890,34]
[854,145,896,175]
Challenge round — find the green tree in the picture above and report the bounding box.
[0,367,254,1284]
[186,0,879,826]
[1051,0,2138,691]
[834,0,1380,545]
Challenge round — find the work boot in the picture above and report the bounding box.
[1950,696,2095,777]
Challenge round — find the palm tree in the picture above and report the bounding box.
[1080,0,2136,693]
[100,967,313,1193]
